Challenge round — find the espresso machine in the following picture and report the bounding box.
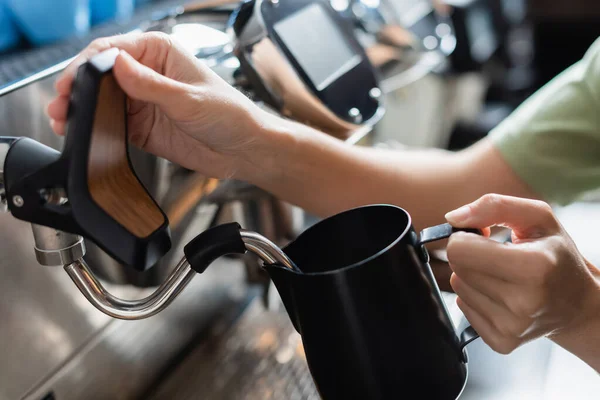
[0,1,386,398]
[0,1,569,399]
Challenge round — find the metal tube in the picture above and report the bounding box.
[63,229,298,320]
[240,229,299,271]
[64,257,196,320]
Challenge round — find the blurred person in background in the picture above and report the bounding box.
[47,32,600,372]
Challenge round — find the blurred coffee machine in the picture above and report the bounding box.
[446,0,600,150]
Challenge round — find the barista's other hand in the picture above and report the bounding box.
[445,194,600,355]
[47,32,273,180]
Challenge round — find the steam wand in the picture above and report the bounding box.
[31,225,298,320]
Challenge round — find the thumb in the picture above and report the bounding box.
[445,194,560,237]
[113,50,187,111]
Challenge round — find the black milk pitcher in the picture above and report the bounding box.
[264,204,480,400]
[195,204,481,400]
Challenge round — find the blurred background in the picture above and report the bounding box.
[1,1,600,399]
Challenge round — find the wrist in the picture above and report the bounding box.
[233,109,298,185]
[549,263,600,371]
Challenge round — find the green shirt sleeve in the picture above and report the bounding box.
[490,37,600,206]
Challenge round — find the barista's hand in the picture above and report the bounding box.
[47,32,274,179]
[445,194,600,355]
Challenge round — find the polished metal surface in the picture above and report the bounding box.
[0,49,95,398]
[0,212,112,400]
[240,229,298,271]
[65,257,197,320]
[156,19,232,58]
[144,10,238,86]
[0,137,17,213]
[32,225,86,266]
[0,63,108,400]
[0,58,75,97]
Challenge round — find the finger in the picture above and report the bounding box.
[56,38,119,95]
[445,194,560,237]
[450,265,516,304]
[46,95,70,122]
[451,273,529,339]
[447,231,531,282]
[55,31,158,96]
[450,273,506,317]
[456,297,520,355]
[113,50,188,111]
[50,119,66,136]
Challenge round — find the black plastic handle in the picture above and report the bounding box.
[419,223,482,246]
[458,325,479,363]
[184,222,247,274]
[418,223,483,362]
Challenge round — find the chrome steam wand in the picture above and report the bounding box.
[32,225,296,320]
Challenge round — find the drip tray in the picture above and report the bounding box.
[149,298,320,400]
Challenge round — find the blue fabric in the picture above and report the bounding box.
[6,0,90,45]
[0,0,19,51]
[91,0,134,25]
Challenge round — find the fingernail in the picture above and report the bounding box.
[118,49,132,61]
[445,205,471,224]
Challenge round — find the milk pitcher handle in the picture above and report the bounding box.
[419,223,482,246]
[418,222,483,362]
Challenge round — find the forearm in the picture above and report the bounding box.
[243,114,539,232]
[550,263,600,373]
